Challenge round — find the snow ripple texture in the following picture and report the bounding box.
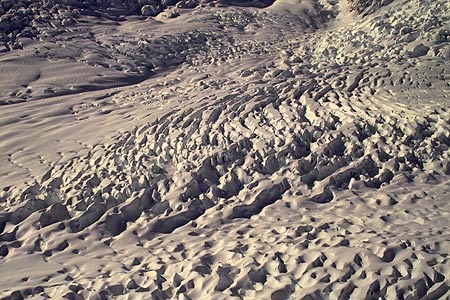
[1,0,450,300]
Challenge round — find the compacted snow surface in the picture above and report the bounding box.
[1,0,450,299]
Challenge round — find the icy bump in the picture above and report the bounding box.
[230,179,290,219]
[39,203,70,228]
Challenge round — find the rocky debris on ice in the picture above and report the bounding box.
[348,0,393,15]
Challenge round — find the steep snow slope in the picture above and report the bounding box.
[1,0,450,299]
